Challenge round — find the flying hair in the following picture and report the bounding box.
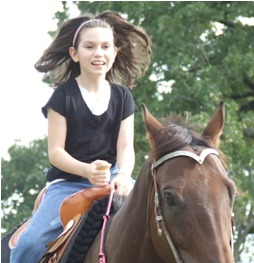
[34,10,152,88]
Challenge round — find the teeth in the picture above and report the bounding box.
[92,62,104,65]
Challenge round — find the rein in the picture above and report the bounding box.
[99,189,115,263]
[151,148,219,263]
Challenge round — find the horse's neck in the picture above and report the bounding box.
[111,178,151,237]
[104,166,165,262]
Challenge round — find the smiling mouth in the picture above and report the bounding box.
[92,61,105,65]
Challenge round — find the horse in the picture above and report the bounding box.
[81,101,236,263]
[2,102,236,263]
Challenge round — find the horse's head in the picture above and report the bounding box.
[142,102,236,263]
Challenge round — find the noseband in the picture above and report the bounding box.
[151,148,219,263]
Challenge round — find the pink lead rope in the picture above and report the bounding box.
[99,189,115,263]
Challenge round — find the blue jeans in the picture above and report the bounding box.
[10,166,117,263]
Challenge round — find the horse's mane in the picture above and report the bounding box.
[149,113,227,167]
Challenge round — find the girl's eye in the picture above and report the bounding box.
[84,44,93,49]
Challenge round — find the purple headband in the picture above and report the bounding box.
[72,19,104,47]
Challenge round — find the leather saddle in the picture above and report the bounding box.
[8,185,111,250]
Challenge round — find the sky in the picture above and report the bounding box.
[0,1,79,159]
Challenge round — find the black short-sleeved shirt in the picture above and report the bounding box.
[42,79,136,182]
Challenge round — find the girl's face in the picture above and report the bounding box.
[70,27,117,79]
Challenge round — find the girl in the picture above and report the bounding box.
[10,10,151,262]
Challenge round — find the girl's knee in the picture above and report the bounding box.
[11,232,47,263]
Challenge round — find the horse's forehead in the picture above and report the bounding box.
[156,153,228,189]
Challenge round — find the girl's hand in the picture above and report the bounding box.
[110,173,135,196]
[87,160,111,187]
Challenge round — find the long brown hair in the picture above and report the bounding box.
[35,10,152,88]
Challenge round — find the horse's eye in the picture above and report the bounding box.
[164,191,176,207]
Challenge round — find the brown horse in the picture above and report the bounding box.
[83,102,236,263]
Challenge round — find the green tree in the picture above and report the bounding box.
[1,138,49,232]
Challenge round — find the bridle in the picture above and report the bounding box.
[151,148,220,263]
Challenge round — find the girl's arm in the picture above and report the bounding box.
[111,114,135,195]
[47,108,111,187]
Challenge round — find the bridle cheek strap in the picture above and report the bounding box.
[152,169,183,263]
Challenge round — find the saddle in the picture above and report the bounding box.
[40,186,111,263]
[8,185,111,255]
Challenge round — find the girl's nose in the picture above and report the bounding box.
[94,47,103,56]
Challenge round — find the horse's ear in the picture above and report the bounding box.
[142,104,163,148]
[202,101,225,147]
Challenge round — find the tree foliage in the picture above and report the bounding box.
[1,1,253,262]
[1,138,49,232]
